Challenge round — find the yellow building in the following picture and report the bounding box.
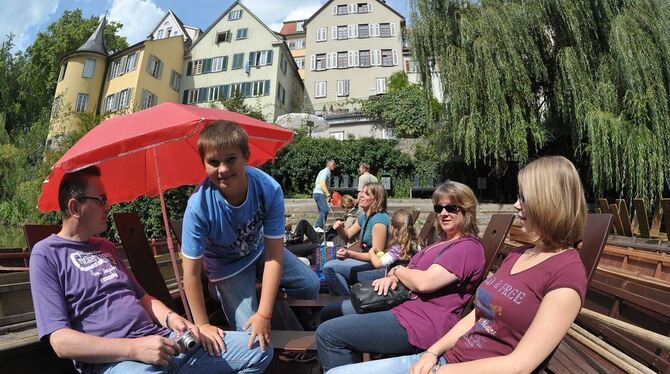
[280,20,307,80]
[47,16,186,149]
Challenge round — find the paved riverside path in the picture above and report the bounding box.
[284,198,517,233]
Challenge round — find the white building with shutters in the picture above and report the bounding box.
[303,0,405,139]
[180,1,304,121]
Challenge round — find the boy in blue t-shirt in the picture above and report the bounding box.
[181,121,320,356]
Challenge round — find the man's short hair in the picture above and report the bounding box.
[326,159,335,166]
[359,162,370,172]
[58,166,101,213]
[198,120,250,161]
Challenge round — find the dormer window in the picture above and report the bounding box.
[229,9,243,20]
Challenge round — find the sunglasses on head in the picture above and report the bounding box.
[77,194,108,205]
[433,204,461,214]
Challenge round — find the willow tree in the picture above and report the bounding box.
[410,0,670,200]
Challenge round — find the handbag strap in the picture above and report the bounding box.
[359,212,378,249]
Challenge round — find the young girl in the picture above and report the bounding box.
[368,208,420,270]
[328,156,588,374]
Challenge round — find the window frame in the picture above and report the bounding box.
[75,93,88,112]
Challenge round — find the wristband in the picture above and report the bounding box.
[256,311,271,320]
[424,350,439,359]
[165,311,175,329]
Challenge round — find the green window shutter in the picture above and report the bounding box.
[222,56,228,71]
[187,62,192,76]
[266,50,273,65]
[264,80,270,96]
[249,51,257,67]
[243,82,252,97]
[203,58,212,73]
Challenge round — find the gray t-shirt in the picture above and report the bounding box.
[29,234,168,344]
[357,172,378,192]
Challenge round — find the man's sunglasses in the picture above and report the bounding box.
[77,194,108,205]
[433,204,461,214]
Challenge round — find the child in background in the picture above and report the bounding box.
[368,208,420,270]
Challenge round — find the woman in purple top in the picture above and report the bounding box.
[329,156,589,374]
[316,181,486,372]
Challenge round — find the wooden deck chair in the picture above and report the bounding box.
[609,204,624,235]
[532,213,613,374]
[460,214,514,317]
[632,198,651,238]
[23,224,61,250]
[113,212,176,310]
[616,199,633,237]
[411,210,420,224]
[661,198,670,241]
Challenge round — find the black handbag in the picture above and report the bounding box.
[350,279,412,313]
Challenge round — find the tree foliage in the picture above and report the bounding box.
[360,72,440,138]
[410,0,670,200]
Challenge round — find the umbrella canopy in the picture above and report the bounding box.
[38,102,293,212]
[275,113,329,133]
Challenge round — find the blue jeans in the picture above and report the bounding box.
[323,258,386,295]
[93,331,272,373]
[320,299,357,322]
[328,353,448,374]
[313,193,329,228]
[215,248,320,330]
[316,310,420,372]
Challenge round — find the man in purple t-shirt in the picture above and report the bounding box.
[29,166,271,373]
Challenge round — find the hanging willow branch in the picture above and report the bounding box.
[410,0,670,201]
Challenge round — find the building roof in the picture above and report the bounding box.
[146,10,195,45]
[76,16,108,57]
[304,0,405,26]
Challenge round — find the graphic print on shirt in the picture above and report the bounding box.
[69,250,120,284]
[206,202,265,260]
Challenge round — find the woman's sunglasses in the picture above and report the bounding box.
[433,204,461,214]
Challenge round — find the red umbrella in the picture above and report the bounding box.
[38,102,294,320]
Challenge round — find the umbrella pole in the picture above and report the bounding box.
[152,148,193,322]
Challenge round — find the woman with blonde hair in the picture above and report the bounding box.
[317,181,486,372]
[328,156,588,374]
[323,182,390,295]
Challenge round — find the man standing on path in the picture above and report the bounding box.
[313,159,336,229]
[357,162,378,200]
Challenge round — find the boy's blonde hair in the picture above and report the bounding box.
[518,156,586,250]
[389,208,420,260]
[432,181,479,238]
[198,120,250,161]
[364,182,387,213]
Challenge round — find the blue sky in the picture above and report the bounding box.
[0,0,409,53]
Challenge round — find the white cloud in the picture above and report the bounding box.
[108,0,164,45]
[0,0,59,51]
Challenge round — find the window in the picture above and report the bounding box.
[280,55,288,74]
[157,29,164,39]
[315,81,327,98]
[208,86,220,101]
[296,21,304,32]
[337,52,348,68]
[75,93,88,112]
[380,23,391,37]
[58,63,67,81]
[140,89,157,109]
[337,80,349,97]
[330,131,344,141]
[146,55,163,79]
[357,3,369,12]
[358,24,369,38]
[229,9,243,20]
[295,39,304,49]
[216,30,232,43]
[370,23,380,37]
[192,60,203,75]
[103,94,115,113]
[211,56,227,72]
[277,83,286,104]
[337,26,348,40]
[252,80,269,96]
[232,53,244,69]
[382,49,393,66]
[249,50,273,67]
[236,28,248,40]
[126,52,138,72]
[166,27,172,37]
[170,70,181,91]
[359,50,371,67]
[315,53,326,70]
[376,77,386,94]
[118,89,130,109]
[371,49,381,65]
[295,57,304,69]
[82,59,96,78]
[337,4,347,14]
[316,27,327,42]
[405,59,418,73]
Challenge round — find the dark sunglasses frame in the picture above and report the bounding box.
[77,194,108,205]
[433,204,461,214]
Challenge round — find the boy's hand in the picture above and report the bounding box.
[197,323,227,356]
[243,313,271,351]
